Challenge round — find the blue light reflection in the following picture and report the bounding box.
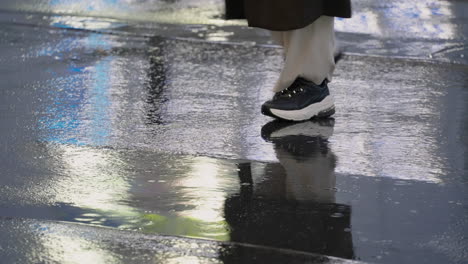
[40,34,113,146]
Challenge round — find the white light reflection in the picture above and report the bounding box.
[165,256,217,264]
[28,220,122,264]
[34,232,119,264]
[178,157,227,223]
[205,30,235,42]
[54,144,138,218]
[49,0,124,15]
[50,16,125,30]
[134,157,236,240]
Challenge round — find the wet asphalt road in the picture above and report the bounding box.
[1,0,468,263]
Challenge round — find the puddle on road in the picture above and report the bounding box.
[1,218,344,264]
[15,31,465,184]
[0,16,468,264]
[4,130,354,257]
[49,15,127,30]
[2,137,467,263]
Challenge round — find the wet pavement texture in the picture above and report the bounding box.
[1,1,468,264]
[1,217,361,264]
[1,1,467,65]
[1,0,468,41]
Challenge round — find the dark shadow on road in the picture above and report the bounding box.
[221,120,355,261]
[146,37,169,125]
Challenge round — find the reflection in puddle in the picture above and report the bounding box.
[205,30,235,42]
[29,119,355,259]
[4,16,465,261]
[35,233,119,264]
[29,26,457,185]
[50,16,126,30]
[223,120,354,259]
[35,143,233,240]
[38,33,115,146]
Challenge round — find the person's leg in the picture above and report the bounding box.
[272,16,335,92]
[261,16,336,121]
[269,31,289,59]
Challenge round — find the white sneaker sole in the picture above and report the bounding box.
[270,96,335,121]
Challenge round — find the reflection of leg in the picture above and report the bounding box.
[279,151,337,203]
[221,120,355,258]
[270,31,289,58]
[271,16,335,93]
[237,163,253,199]
[262,120,337,203]
[270,31,283,47]
[237,163,253,185]
[262,17,336,121]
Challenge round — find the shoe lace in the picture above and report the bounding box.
[276,79,328,98]
[277,84,306,98]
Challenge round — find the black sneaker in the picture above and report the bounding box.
[261,77,335,121]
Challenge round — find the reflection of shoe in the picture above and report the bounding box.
[261,119,335,158]
[261,77,335,121]
[262,119,335,142]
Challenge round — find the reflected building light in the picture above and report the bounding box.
[84,56,112,146]
[36,30,140,220]
[165,256,212,264]
[50,16,124,30]
[335,1,455,39]
[335,11,383,36]
[178,157,226,223]
[39,73,87,145]
[38,33,114,146]
[56,145,136,216]
[49,0,124,13]
[157,157,236,240]
[205,30,235,42]
[45,0,234,25]
[391,1,455,39]
[32,224,119,264]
